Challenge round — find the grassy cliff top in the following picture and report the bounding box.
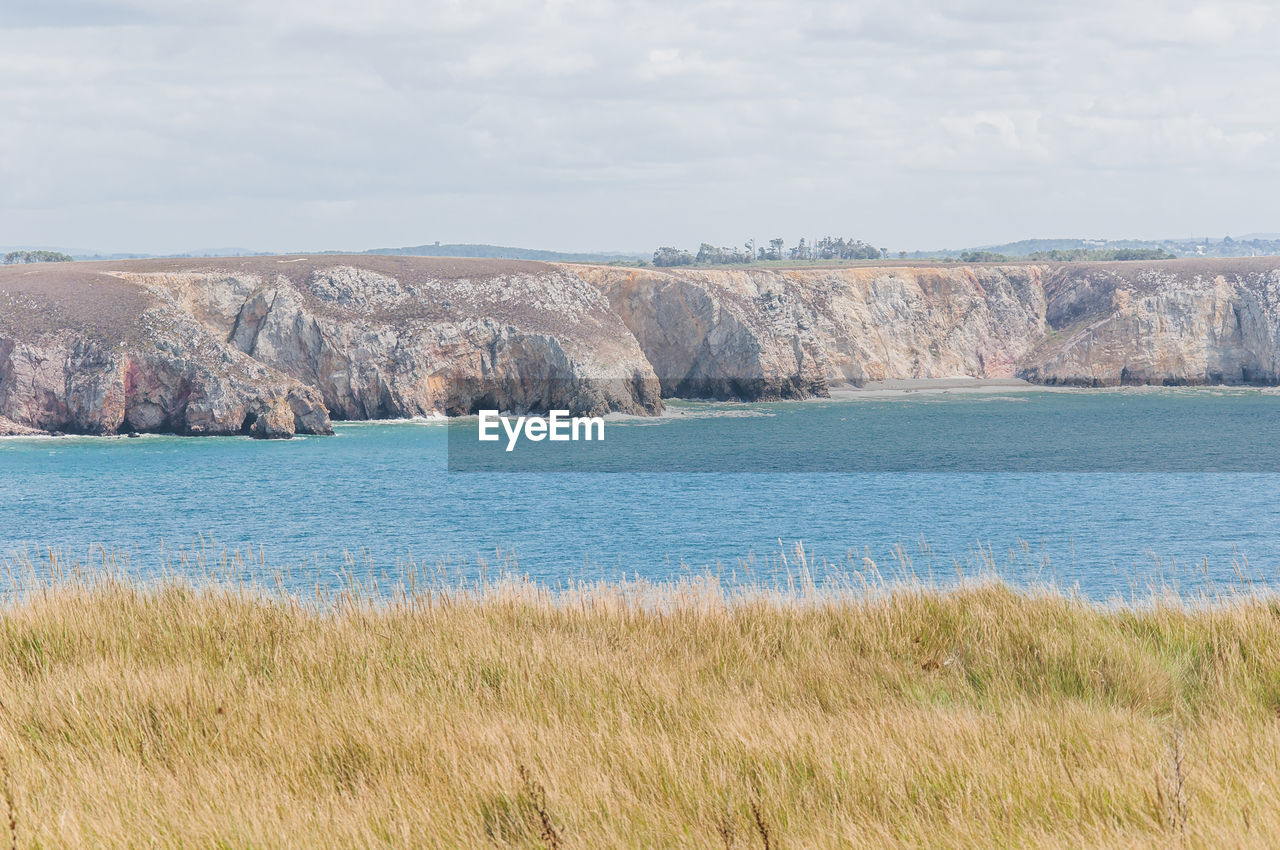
[0,255,559,342]
[0,264,154,341]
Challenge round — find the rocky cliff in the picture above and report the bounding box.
[572,258,1280,396]
[0,256,661,438]
[574,265,1049,398]
[1018,260,1280,386]
[3,256,1280,437]
[0,265,332,439]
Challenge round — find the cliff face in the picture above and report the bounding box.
[4,256,1280,437]
[0,267,331,438]
[0,256,661,438]
[115,257,662,421]
[572,259,1280,396]
[1018,262,1280,386]
[574,264,1050,397]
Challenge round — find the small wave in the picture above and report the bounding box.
[657,404,774,420]
[336,414,449,426]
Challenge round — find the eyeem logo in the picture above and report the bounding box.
[477,409,605,452]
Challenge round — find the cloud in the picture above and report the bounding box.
[0,0,158,28]
[0,0,1276,253]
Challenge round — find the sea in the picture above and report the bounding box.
[4,386,1280,599]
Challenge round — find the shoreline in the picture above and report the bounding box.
[6,380,1280,439]
[828,376,1044,399]
[829,377,1280,400]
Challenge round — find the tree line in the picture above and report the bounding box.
[4,250,74,264]
[1024,248,1175,262]
[950,248,1175,263]
[653,237,888,267]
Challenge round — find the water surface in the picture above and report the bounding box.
[3,388,1279,598]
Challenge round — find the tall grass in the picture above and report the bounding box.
[1,547,1279,847]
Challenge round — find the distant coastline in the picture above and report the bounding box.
[5,255,1280,438]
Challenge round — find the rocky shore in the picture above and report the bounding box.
[2,255,1279,437]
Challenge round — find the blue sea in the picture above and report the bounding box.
[4,387,1280,599]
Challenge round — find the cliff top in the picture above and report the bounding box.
[0,254,554,292]
[568,256,1280,275]
[86,254,555,281]
[0,264,154,342]
[0,255,560,342]
[6,254,1279,345]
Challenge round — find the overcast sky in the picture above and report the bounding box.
[1,0,1277,254]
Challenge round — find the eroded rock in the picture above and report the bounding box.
[6,255,1280,438]
[0,255,662,437]
[574,264,1050,398]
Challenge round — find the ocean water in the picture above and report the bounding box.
[4,387,1280,599]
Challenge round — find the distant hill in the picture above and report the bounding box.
[68,249,270,261]
[358,243,646,264]
[46,243,644,264]
[16,236,1280,265]
[907,236,1280,260]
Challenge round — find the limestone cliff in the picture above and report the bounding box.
[573,264,1050,398]
[572,259,1280,396]
[114,256,662,421]
[0,266,330,439]
[0,256,661,438]
[1018,260,1280,386]
[5,255,1280,438]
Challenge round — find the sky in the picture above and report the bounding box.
[1,0,1277,255]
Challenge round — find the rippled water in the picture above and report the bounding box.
[3,388,1280,598]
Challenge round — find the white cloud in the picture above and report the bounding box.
[0,0,1277,253]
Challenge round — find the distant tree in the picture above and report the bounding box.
[652,246,694,267]
[1108,248,1175,261]
[3,250,73,264]
[898,251,907,259]
[694,243,752,265]
[811,237,880,260]
[652,234,909,266]
[1025,248,1174,262]
[959,251,1008,263]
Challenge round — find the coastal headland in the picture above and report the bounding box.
[3,256,1280,437]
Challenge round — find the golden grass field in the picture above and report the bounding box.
[2,560,1280,848]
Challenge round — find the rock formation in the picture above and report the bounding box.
[0,415,44,437]
[3,255,1280,437]
[574,264,1049,398]
[573,258,1280,396]
[0,256,661,438]
[0,267,331,439]
[1018,261,1280,386]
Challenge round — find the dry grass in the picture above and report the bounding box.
[2,564,1280,848]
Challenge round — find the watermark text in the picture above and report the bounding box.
[477,409,605,451]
